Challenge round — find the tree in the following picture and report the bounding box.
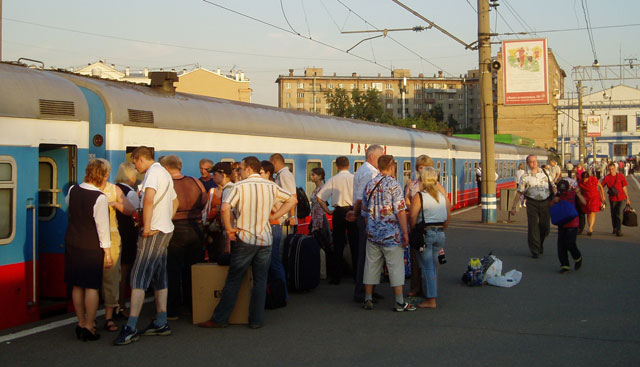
[429,104,444,122]
[325,88,351,118]
[447,114,458,132]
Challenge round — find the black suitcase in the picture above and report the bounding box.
[283,234,320,292]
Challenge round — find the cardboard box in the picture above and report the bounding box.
[191,263,253,325]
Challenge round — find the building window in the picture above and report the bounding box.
[447,84,455,89]
[386,103,393,109]
[298,82,304,89]
[362,84,368,90]
[328,83,334,89]
[386,83,393,90]
[448,104,453,109]
[297,92,304,98]
[286,102,291,108]
[316,97,322,103]
[350,84,355,89]
[285,83,291,89]
[373,83,382,90]
[426,93,434,98]
[415,92,422,98]
[338,83,344,88]
[285,93,291,98]
[385,92,393,98]
[0,156,16,244]
[297,102,303,109]
[613,144,628,156]
[458,94,463,100]
[613,115,627,132]
[448,94,454,100]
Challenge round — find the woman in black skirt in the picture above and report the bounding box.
[65,159,113,341]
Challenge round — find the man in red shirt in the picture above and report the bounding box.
[601,162,631,236]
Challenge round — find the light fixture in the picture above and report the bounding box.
[593,59,599,67]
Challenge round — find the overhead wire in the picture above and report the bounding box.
[502,0,536,35]
[201,0,392,70]
[334,0,453,76]
[301,0,312,38]
[4,17,354,62]
[280,0,300,34]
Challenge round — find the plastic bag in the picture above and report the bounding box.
[487,269,522,288]
[483,258,502,283]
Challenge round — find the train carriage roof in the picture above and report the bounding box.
[53,71,451,150]
[0,63,89,121]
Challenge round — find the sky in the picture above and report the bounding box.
[2,0,639,106]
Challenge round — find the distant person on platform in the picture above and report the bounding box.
[549,159,561,183]
[510,155,555,259]
[270,153,297,235]
[601,162,631,237]
[565,161,574,178]
[199,159,217,192]
[198,156,296,329]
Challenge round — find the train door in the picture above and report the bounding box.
[451,159,457,207]
[37,144,77,306]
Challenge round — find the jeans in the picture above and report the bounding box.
[418,229,445,298]
[609,200,624,232]
[212,241,272,326]
[269,224,288,299]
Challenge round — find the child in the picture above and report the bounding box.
[552,179,586,273]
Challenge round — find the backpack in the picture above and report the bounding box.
[296,187,311,219]
[461,258,484,286]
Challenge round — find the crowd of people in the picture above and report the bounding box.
[64,145,634,344]
[65,145,454,346]
[511,155,632,273]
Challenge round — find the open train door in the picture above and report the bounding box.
[37,144,77,315]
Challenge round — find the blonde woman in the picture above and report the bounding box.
[408,167,450,309]
[114,162,139,319]
[97,159,131,332]
[65,159,113,341]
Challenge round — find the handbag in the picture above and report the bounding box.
[607,175,619,197]
[550,199,578,226]
[623,205,638,227]
[409,192,426,251]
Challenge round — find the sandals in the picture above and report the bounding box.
[104,319,119,332]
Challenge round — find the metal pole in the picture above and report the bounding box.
[560,122,565,167]
[578,81,585,163]
[592,135,597,161]
[478,0,496,223]
[402,77,406,119]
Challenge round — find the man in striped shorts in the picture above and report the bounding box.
[198,156,297,329]
[114,146,179,345]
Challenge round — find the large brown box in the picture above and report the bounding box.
[191,263,253,325]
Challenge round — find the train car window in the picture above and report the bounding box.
[284,159,294,177]
[392,161,399,180]
[306,160,322,198]
[331,160,337,177]
[0,156,17,245]
[403,161,411,186]
[38,157,58,221]
[354,160,364,172]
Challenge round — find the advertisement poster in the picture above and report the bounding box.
[587,115,601,137]
[502,38,549,105]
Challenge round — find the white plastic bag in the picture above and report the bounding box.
[487,269,522,288]
[482,257,503,283]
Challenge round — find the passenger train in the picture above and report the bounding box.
[0,62,548,330]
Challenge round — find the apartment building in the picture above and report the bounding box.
[275,68,482,130]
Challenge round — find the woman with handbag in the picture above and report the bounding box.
[552,180,586,273]
[408,167,450,309]
[601,162,631,237]
[578,171,606,236]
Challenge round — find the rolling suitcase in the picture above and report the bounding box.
[283,234,320,292]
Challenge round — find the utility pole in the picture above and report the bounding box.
[479,0,496,223]
[577,81,585,163]
[1,0,3,61]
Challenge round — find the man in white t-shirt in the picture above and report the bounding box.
[115,146,179,346]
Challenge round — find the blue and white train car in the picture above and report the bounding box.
[0,62,547,330]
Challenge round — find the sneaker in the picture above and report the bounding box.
[559,266,571,274]
[362,299,373,310]
[574,257,583,270]
[393,302,416,312]
[141,320,171,336]
[113,325,140,346]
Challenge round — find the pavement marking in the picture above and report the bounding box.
[0,297,153,343]
[451,205,478,216]
[630,174,640,191]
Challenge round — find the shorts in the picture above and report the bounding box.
[363,240,405,287]
[130,231,173,291]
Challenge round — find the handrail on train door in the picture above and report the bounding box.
[26,199,37,306]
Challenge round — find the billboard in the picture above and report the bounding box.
[587,115,601,137]
[502,38,549,105]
